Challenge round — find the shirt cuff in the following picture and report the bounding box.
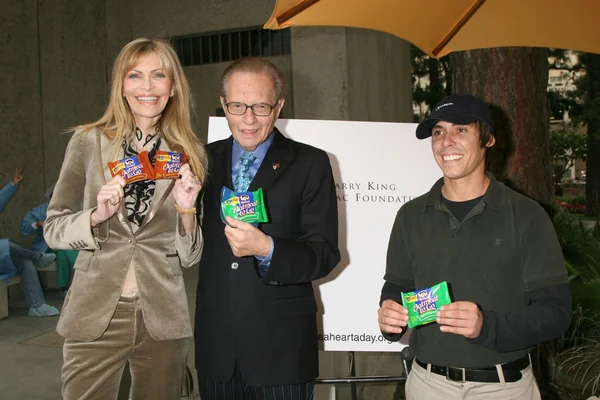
[382,330,405,342]
[255,235,274,276]
[468,310,496,348]
[175,215,202,267]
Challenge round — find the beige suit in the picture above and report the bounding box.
[45,128,202,342]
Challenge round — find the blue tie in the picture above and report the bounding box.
[234,152,257,192]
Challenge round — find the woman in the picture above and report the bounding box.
[44,38,208,400]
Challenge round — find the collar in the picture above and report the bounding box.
[124,127,161,153]
[423,172,505,212]
[231,131,275,164]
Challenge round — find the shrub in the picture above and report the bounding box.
[557,307,600,396]
[553,210,600,282]
[558,196,588,205]
[556,196,600,215]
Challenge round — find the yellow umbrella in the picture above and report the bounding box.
[264,0,599,58]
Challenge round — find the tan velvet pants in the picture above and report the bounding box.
[62,296,190,400]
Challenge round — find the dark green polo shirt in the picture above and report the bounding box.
[385,174,568,368]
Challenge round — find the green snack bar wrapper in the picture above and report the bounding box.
[402,281,451,328]
[221,187,269,225]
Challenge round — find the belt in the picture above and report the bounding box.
[414,356,530,383]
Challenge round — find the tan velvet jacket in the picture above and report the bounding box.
[45,129,202,341]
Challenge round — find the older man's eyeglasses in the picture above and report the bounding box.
[225,102,278,116]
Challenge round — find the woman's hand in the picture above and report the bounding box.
[173,164,202,209]
[91,175,126,226]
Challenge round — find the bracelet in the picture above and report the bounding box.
[174,203,196,214]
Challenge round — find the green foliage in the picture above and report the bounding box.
[548,90,580,121]
[548,50,586,123]
[536,304,600,399]
[553,210,600,282]
[411,45,451,120]
[557,306,600,396]
[550,125,588,180]
[560,339,600,395]
[570,280,600,312]
[573,53,600,131]
[593,220,600,239]
[558,196,588,205]
[548,51,600,131]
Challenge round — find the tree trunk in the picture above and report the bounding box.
[427,57,443,110]
[585,53,600,216]
[450,48,553,209]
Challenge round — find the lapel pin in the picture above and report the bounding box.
[272,163,280,170]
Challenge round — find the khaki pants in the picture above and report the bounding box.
[406,359,541,400]
[62,297,190,400]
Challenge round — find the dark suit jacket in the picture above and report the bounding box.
[195,129,340,386]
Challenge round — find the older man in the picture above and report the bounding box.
[195,57,340,400]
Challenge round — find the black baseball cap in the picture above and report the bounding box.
[416,94,494,139]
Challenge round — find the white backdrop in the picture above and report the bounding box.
[208,117,441,352]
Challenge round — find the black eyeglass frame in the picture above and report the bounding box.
[224,100,281,116]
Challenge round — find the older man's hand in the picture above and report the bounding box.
[224,216,271,258]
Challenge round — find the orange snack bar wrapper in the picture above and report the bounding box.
[154,151,187,180]
[108,151,155,184]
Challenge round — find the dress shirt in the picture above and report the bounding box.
[231,133,275,273]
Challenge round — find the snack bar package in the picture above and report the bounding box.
[108,151,154,184]
[220,186,268,226]
[402,281,452,328]
[154,151,187,179]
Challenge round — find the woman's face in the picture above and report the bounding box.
[122,52,174,130]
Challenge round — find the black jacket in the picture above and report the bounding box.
[195,129,340,386]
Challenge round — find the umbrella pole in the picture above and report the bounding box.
[432,0,487,57]
[276,0,322,25]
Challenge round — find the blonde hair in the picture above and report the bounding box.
[220,57,285,101]
[77,38,208,182]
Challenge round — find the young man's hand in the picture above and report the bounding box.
[437,301,483,339]
[378,300,409,334]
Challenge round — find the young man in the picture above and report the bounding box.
[195,58,340,400]
[378,94,571,399]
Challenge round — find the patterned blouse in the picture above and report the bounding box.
[122,127,161,228]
